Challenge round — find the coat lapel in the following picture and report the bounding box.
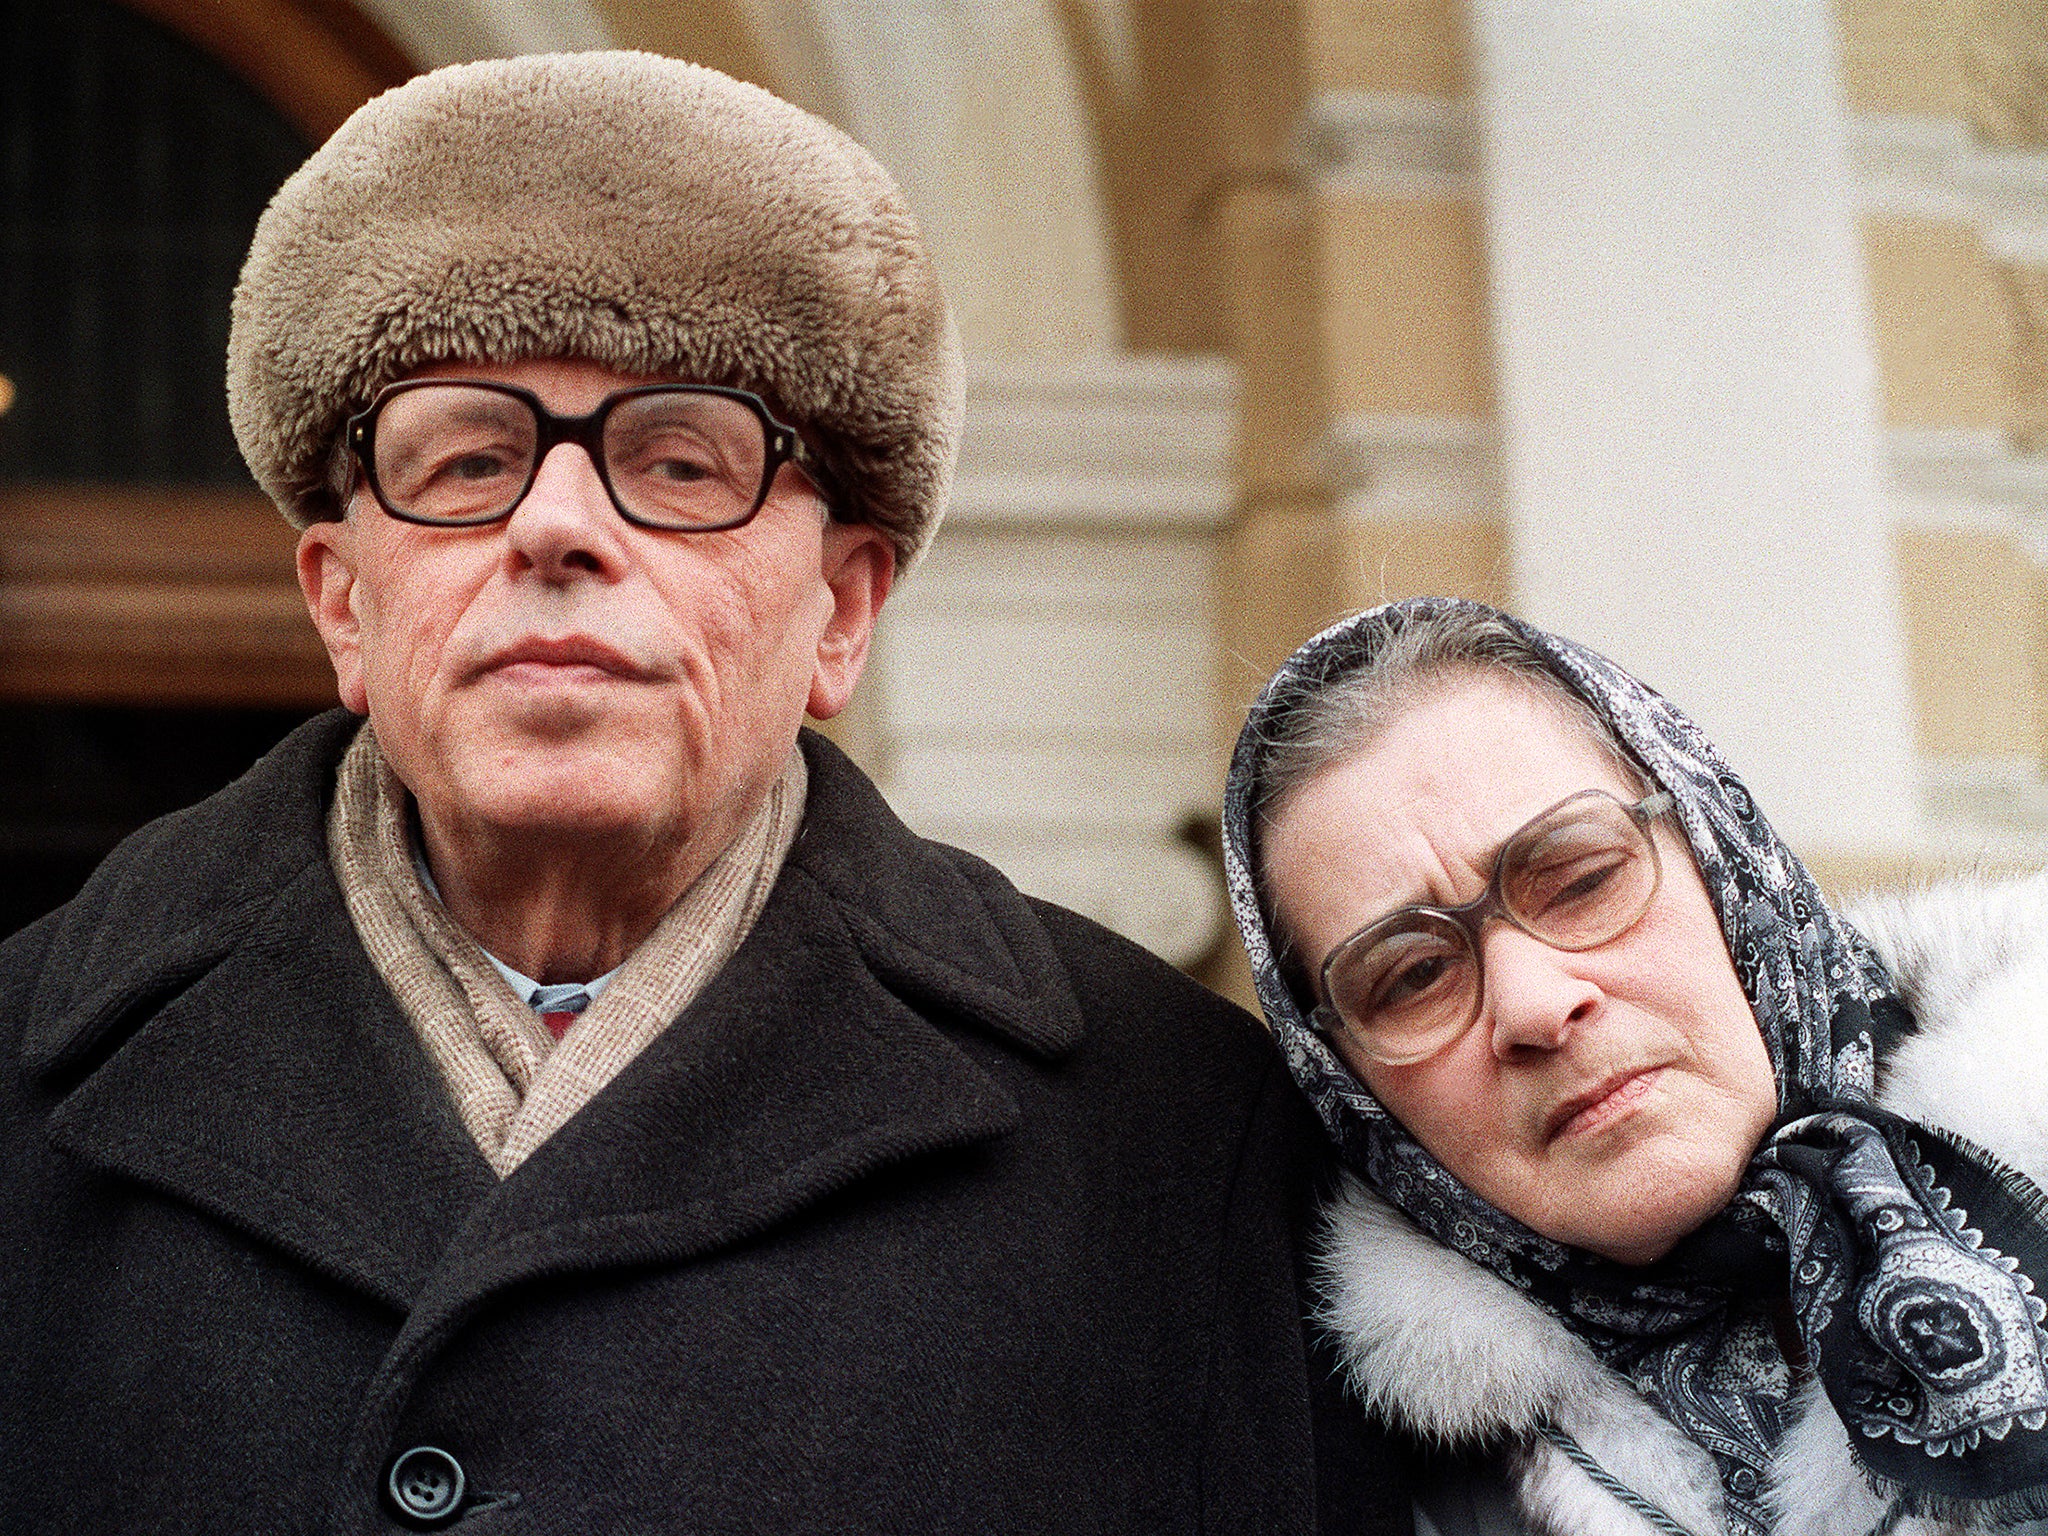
[30,855,494,1313]
[407,733,1082,1300]
[428,862,1028,1300]
[789,730,1086,1056]
[328,739,1080,1493]
[23,725,1085,1324]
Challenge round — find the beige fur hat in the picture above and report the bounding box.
[227,51,961,566]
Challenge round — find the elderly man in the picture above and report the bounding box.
[0,53,1402,1536]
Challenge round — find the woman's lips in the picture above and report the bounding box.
[1546,1066,1665,1142]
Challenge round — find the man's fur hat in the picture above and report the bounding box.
[227,51,961,566]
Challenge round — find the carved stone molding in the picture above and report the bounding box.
[1918,757,2048,840]
[1888,425,2048,524]
[1293,89,1474,197]
[947,355,1237,529]
[877,354,1238,967]
[1850,112,2048,262]
[1322,413,1501,522]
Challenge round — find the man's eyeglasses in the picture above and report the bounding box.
[344,380,821,532]
[1310,788,1677,1067]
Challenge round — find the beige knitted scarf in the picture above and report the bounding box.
[327,723,806,1175]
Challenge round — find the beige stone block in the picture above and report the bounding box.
[1301,0,1467,96]
[1966,0,2048,149]
[1894,524,2042,760]
[1081,1,1233,353]
[1212,185,1333,495]
[1997,260,2048,451]
[1340,513,1506,609]
[1835,0,1971,119]
[1203,0,1313,165]
[1864,215,2009,430]
[1212,505,1504,738]
[1318,192,1495,418]
[1216,502,1358,725]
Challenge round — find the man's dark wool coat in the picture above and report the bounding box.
[0,712,1409,1536]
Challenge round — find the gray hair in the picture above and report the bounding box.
[1251,603,1649,836]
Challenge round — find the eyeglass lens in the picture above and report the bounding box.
[1323,793,1661,1065]
[368,384,774,529]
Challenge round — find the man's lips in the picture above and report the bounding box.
[1544,1066,1665,1143]
[474,635,658,681]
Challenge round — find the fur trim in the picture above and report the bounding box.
[226,52,962,566]
[1319,1176,1722,1534]
[1764,1378,1890,1536]
[1318,1178,1596,1447]
[1320,872,2048,1534]
[1512,1427,1722,1536]
[1848,872,2048,1196]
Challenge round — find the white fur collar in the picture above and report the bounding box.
[1318,873,2048,1536]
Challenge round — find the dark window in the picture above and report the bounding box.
[0,706,318,937]
[0,0,312,483]
[1,1,326,936]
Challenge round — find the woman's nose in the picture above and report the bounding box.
[1481,925,1603,1056]
[503,441,627,579]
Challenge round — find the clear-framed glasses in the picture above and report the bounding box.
[343,379,816,532]
[1310,788,1677,1067]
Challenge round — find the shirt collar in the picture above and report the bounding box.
[412,841,620,1010]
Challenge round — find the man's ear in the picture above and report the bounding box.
[296,520,370,714]
[807,523,896,720]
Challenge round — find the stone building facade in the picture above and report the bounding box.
[4,0,2045,998]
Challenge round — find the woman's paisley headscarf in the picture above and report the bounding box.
[1221,597,2048,1532]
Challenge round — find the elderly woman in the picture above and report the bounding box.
[1222,596,2048,1536]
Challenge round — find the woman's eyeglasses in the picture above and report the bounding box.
[1310,788,1677,1067]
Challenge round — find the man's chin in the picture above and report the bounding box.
[470,683,650,743]
[454,781,678,846]
[428,733,686,840]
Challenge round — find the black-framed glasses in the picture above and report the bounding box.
[1310,788,1677,1067]
[344,380,814,532]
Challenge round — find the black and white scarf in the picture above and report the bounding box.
[1221,597,2048,1532]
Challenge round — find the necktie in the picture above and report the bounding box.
[529,982,593,1041]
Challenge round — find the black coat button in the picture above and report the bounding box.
[385,1445,466,1529]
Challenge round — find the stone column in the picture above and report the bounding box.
[1213,0,1505,722]
[873,358,1238,969]
[1470,0,1921,855]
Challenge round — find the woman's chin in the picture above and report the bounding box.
[1538,1132,1751,1266]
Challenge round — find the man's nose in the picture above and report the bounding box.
[1482,924,1603,1056]
[503,441,628,578]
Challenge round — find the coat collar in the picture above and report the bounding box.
[20,713,1084,1311]
[787,728,1085,1059]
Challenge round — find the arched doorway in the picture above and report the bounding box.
[0,0,412,933]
